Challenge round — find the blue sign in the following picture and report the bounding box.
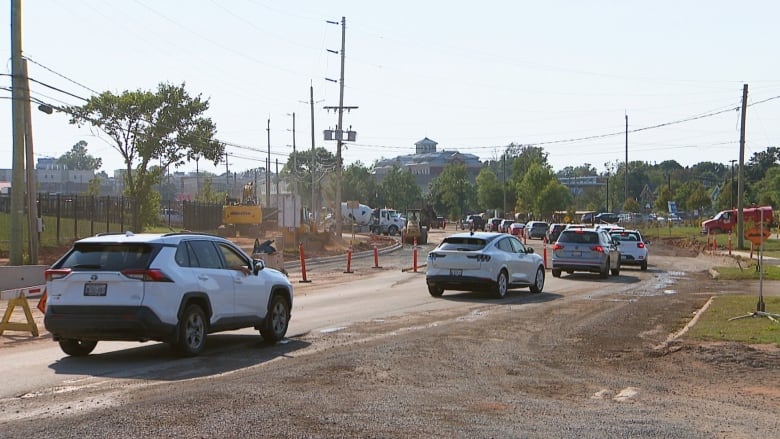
[667,201,678,215]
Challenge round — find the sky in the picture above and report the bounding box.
[2,1,780,178]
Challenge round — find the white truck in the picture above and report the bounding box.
[370,208,406,236]
[325,202,374,233]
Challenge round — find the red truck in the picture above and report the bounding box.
[701,206,774,234]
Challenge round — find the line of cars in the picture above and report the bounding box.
[426,223,649,298]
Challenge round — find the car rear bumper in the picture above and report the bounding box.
[426,275,496,292]
[552,260,605,273]
[45,305,177,343]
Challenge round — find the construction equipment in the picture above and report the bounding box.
[403,209,428,245]
[219,182,263,237]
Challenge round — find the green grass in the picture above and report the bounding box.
[686,295,780,346]
[713,263,780,281]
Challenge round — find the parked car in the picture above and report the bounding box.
[160,208,183,227]
[610,229,649,270]
[487,217,503,232]
[44,231,293,357]
[499,219,514,233]
[551,227,620,278]
[509,222,525,237]
[463,214,486,231]
[426,232,545,298]
[594,212,620,224]
[525,221,549,240]
[546,223,566,243]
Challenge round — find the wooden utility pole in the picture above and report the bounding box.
[737,84,748,250]
[22,59,38,264]
[266,118,271,207]
[10,0,25,265]
[335,16,347,236]
[309,85,316,227]
[624,113,628,205]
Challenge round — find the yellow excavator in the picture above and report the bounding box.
[220,182,263,237]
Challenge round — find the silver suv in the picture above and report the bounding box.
[550,227,620,278]
[44,232,293,357]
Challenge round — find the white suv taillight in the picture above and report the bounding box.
[121,269,173,282]
[45,268,71,281]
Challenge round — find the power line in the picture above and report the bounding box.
[22,56,100,95]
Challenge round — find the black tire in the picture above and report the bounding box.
[640,260,648,271]
[551,268,561,278]
[59,339,98,356]
[388,225,398,236]
[428,285,444,297]
[611,264,620,276]
[260,294,290,343]
[530,266,545,294]
[600,259,610,279]
[494,270,509,298]
[174,304,207,357]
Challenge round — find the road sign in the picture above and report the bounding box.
[745,227,771,246]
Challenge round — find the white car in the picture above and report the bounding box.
[425,232,545,298]
[610,229,649,270]
[44,231,293,357]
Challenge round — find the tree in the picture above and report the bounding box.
[623,198,641,214]
[475,167,502,213]
[515,163,555,215]
[57,140,102,170]
[429,162,475,220]
[68,83,223,231]
[745,146,780,184]
[379,165,422,211]
[537,181,572,219]
[342,162,379,207]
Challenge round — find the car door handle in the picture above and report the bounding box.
[198,274,209,281]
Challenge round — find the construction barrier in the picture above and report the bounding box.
[298,242,311,283]
[728,233,732,256]
[0,286,43,337]
[413,237,418,273]
[344,244,354,274]
[373,243,382,269]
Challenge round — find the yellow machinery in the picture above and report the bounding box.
[220,182,263,237]
[403,209,428,245]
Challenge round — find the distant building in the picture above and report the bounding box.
[374,137,483,193]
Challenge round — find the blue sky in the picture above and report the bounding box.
[2,1,779,176]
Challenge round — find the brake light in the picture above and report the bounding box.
[467,254,491,262]
[590,246,605,253]
[121,269,173,282]
[45,268,71,281]
[553,243,564,250]
[637,242,645,249]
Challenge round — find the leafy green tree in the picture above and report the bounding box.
[686,183,712,217]
[57,140,102,170]
[342,161,379,207]
[623,197,641,213]
[537,181,572,219]
[379,165,422,211]
[68,82,223,231]
[515,163,555,214]
[196,177,226,203]
[87,177,102,197]
[654,186,672,213]
[475,167,503,212]
[745,146,780,184]
[429,162,475,220]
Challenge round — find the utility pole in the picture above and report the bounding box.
[22,59,38,264]
[624,113,628,205]
[309,85,317,228]
[737,84,748,250]
[266,118,271,207]
[290,112,296,196]
[324,16,358,237]
[502,152,506,216]
[729,159,737,209]
[10,0,25,265]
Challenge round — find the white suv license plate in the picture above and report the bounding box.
[84,283,107,297]
[449,269,462,277]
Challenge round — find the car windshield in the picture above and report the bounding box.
[611,231,641,242]
[439,236,495,251]
[59,243,155,271]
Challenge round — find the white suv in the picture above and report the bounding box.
[609,229,649,271]
[44,232,293,357]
